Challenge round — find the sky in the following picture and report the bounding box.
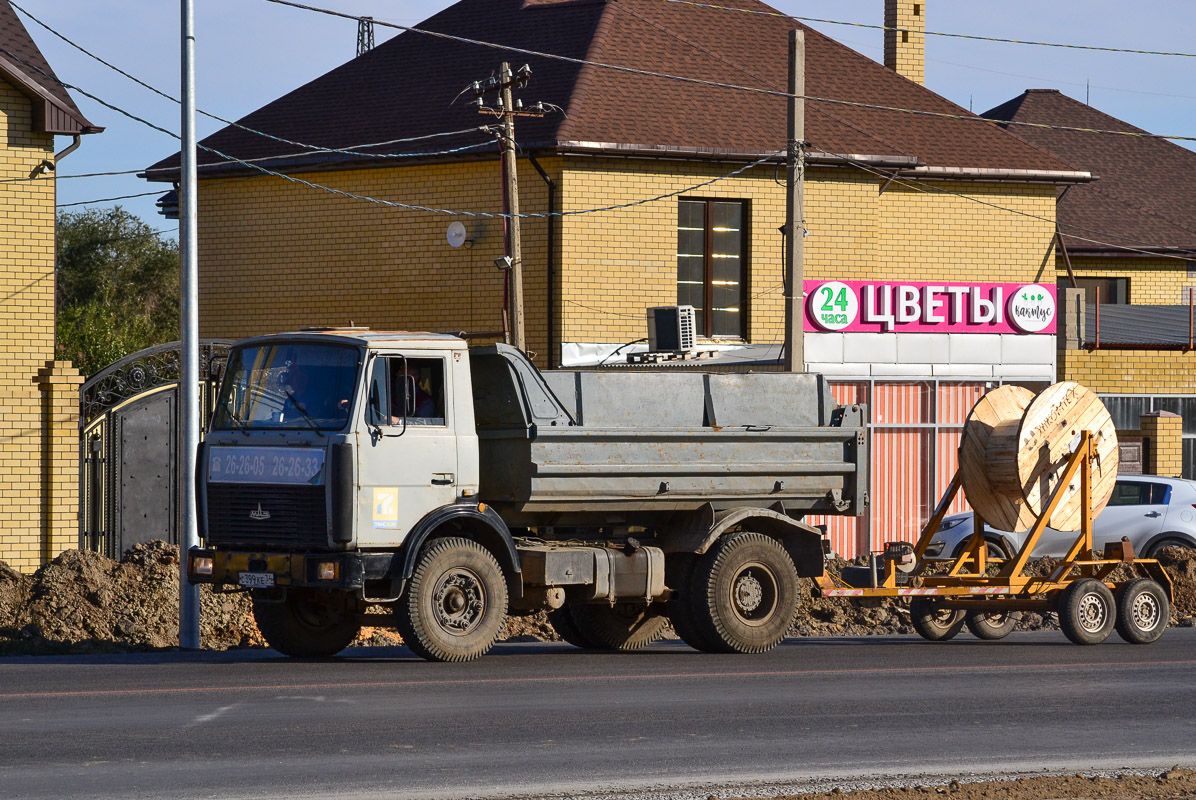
[23,0,1196,234]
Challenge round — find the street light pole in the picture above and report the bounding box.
[178,0,201,650]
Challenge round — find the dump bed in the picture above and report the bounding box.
[469,345,867,526]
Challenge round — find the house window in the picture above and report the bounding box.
[677,199,748,338]
[1059,277,1128,304]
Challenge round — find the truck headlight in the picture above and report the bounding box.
[192,556,214,576]
[316,561,339,581]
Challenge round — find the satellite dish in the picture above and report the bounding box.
[447,221,468,248]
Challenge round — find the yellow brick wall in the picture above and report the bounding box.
[558,158,1056,344]
[196,156,1057,370]
[1141,413,1183,477]
[198,157,556,363]
[884,0,926,85]
[1057,348,1196,394]
[0,77,82,571]
[1061,254,1192,304]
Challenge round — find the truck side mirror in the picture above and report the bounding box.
[368,381,383,426]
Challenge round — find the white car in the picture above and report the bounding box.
[926,475,1196,560]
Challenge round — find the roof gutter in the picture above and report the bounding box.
[900,165,1095,185]
[555,139,923,168]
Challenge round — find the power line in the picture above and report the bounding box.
[56,190,166,208]
[258,0,1196,145]
[807,142,1196,262]
[0,36,783,219]
[10,0,491,162]
[23,8,1191,259]
[662,0,1196,60]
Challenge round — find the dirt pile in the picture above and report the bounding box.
[763,767,1196,800]
[2,544,1195,654]
[0,542,560,655]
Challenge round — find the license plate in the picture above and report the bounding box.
[238,571,275,588]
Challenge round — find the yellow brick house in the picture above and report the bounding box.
[0,3,101,570]
[986,89,1196,478]
[145,0,1093,556]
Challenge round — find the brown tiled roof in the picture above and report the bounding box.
[146,0,1072,178]
[0,1,98,135]
[984,89,1196,254]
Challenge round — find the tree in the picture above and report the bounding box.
[56,207,179,377]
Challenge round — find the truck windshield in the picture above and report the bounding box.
[212,342,360,432]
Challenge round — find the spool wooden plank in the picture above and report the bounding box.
[1017,381,1118,531]
[958,385,1038,531]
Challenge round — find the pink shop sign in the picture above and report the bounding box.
[803,280,1057,335]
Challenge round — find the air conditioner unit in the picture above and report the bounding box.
[647,305,696,352]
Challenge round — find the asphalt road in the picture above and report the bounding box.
[2,630,1195,800]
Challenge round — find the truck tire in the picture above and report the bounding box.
[568,603,669,651]
[394,537,508,662]
[547,605,603,649]
[1058,578,1116,645]
[909,598,965,641]
[665,554,720,652]
[965,609,1019,640]
[689,532,800,654]
[1114,578,1169,644]
[252,589,361,658]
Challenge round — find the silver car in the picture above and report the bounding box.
[926,475,1196,560]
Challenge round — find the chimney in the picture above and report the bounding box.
[884,1,925,85]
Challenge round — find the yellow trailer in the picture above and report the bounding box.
[817,384,1173,646]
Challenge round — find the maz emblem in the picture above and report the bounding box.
[249,503,271,521]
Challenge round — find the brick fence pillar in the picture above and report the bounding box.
[35,360,84,562]
[1139,410,1182,478]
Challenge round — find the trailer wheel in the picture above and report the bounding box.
[665,554,720,652]
[252,589,361,658]
[1114,579,1169,644]
[690,532,800,654]
[394,537,508,662]
[547,605,603,649]
[1058,578,1116,645]
[569,603,669,651]
[909,598,965,641]
[965,609,1019,640]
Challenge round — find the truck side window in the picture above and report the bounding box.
[385,357,446,426]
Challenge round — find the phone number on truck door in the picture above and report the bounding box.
[208,447,325,485]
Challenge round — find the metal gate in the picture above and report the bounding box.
[79,340,232,559]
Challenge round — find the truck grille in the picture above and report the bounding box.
[206,484,329,550]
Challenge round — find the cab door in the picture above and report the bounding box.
[356,352,458,547]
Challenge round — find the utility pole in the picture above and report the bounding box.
[467,64,547,353]
[357,17,375,57]
[178,0,201,650]
[783,29,806,373]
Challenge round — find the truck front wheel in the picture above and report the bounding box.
[394,537,508,662]
[689,532,800,654]
[252,589,361,657]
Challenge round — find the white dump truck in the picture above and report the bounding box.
[187,329,867,661]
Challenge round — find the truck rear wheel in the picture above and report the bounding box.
[666,554,720,652]
[568,603,669,651]
[394,537,508,662]
[252,589,361,658]
[689,532,800,654]
[547,605,603,649]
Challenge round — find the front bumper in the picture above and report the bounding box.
[186,547,392,591]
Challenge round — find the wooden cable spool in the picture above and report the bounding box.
[959,382,1118,532]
